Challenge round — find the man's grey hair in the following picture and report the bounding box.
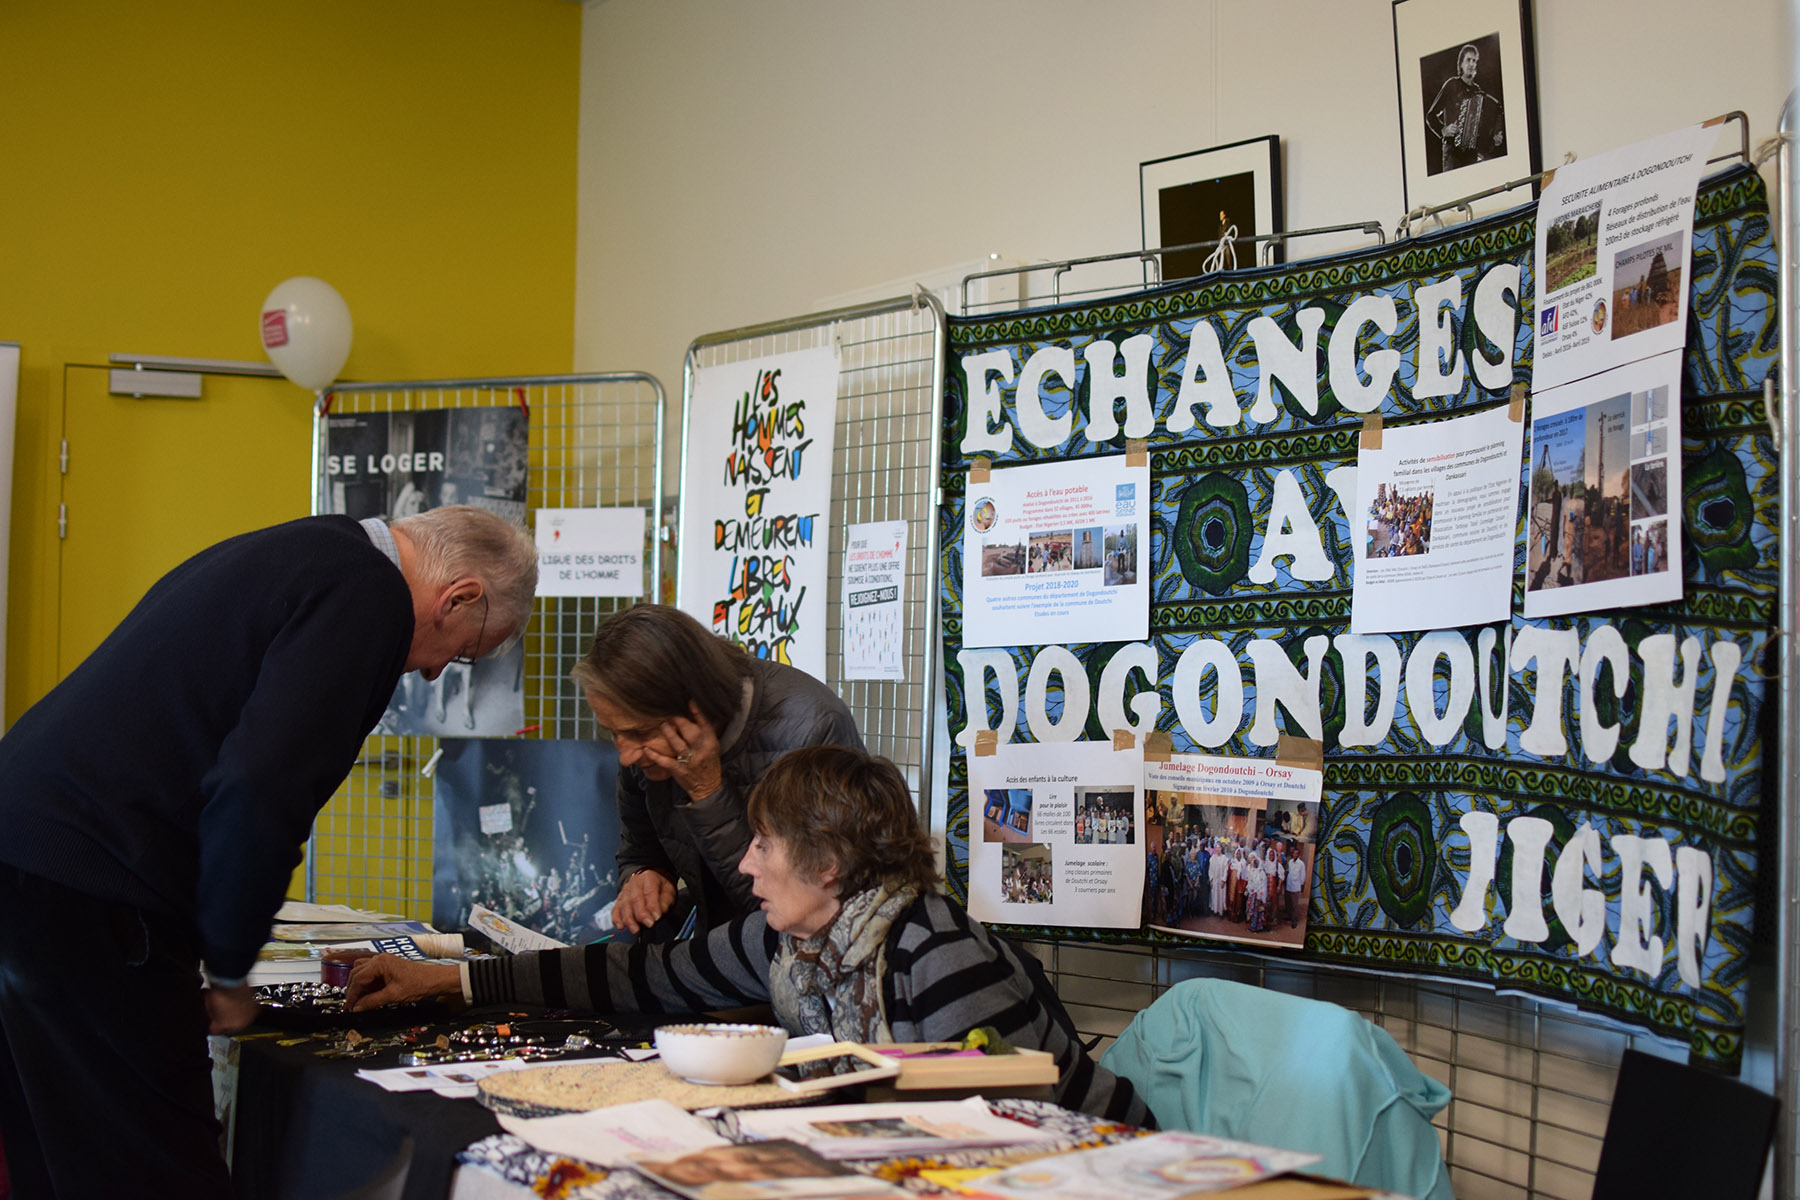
[391,505,539,633]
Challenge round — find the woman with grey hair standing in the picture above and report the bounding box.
[572,604,862,937]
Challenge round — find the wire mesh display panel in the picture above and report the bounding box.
[682,295,947,796]
[1021,935,1769,1200]
[305,373,664,916]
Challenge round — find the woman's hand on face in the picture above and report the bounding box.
[643,703,723,799]
[344,953,461,1011]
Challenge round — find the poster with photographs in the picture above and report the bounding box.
[320,404,531,737]
[1350,403,1523,634]
[1140,135,1282,280]
[1392,0,1540,212]
[1524,351,1683,617]
[1532,123,1714,391]
[1143,754,1323,949]
[967,739,1144,929]
[961,454,1149,650]
[432,737,622,945]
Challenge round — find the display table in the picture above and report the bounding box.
[229,1008,665,1200]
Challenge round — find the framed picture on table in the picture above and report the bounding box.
[1394,0,1540,215]
[1140,135,1283,284]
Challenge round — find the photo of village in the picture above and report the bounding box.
[981,538,1026,577]
[1527,391,1632,592]
[1610,232,1684,339]
[1141,790,1317,948]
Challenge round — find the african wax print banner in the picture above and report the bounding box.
[937,164,1777,1067]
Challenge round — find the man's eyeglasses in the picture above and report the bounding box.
[449,595,489,667]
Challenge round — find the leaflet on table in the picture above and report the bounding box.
[273,901,404,923]
[1524,351,1683,617]
[975,1131,1320,1200]
[535,507,647,598]
[967,740,1144,929]
[842,520,909,682]
[961,455,1148,650]
[497,1098,727,1166]
[268,920,435,942]
[1143,755,1323,951]
[1350,404,1523,633]
[734,1097,1049,1159]
[469,903,570,952]
[631,1140,908,1200]
[356,1056,538,1098]
[1533,123,1715,391]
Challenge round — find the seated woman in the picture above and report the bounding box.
[346,745,1150,1126]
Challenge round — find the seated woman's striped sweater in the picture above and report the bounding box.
[468,891,1150,1125]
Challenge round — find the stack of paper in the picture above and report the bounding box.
[734,1098,1049,1159]
[972,1131,1321,1199]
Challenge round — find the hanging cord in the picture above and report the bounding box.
[1201,225,1239,275]
[1753,135,1787,168]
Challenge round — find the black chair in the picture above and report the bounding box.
[1590,1049,1776,1200]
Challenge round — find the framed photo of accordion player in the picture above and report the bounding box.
[1393,0,1540,214]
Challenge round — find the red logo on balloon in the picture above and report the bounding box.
[260,309,289,348]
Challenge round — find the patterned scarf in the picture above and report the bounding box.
[768,882,918,1045]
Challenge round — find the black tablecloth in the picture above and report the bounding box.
[231,1008,666,1200]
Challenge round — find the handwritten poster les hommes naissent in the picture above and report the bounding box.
[680,347,840,680]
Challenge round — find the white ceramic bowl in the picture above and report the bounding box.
[653,1023,788,1085]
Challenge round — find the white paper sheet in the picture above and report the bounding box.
[1351,404,1524,633]
[977,1131,1319,1200]
[535,507,647,597]
[497,1098,727,1165]
[679,347,840,680]
[1533,124,1715,391]
[966,740,1144,929]
[468,903,570,952]
[734,1098,1046,1159]
[841,520,908,682]
[1524,351,1684,617]
[961,455,1148,650]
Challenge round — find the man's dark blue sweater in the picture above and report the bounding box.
[0,515,413,978]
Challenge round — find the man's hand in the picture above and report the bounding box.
[638,704,724,800]
[205,983,260,1035]
[345,953,461,1011]
[613,867,676,934]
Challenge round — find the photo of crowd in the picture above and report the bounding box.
[1073,788,1135,845]
[1001,842,1054,904]
[1141,792,1316,948]
[982,787,1034,843]
[1364,484,1436,558]
[431,738,622,945]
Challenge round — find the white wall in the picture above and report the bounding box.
[574,0,1790,418]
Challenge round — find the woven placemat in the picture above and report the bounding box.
[477,1060,797,1118]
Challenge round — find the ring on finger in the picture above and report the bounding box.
[677,754,691,765]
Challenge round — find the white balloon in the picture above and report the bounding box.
[259,277,353,391]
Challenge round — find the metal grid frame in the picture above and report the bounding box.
[681,293,948,802]
[1021,936,1747,1200]
[304,372,665,916]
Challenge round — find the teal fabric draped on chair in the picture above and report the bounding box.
[1100,979,1452,1200]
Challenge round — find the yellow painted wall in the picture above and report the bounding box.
[0,0,580,722]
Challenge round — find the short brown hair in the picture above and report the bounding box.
[746,745,938,897]
[571,604,751,732]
